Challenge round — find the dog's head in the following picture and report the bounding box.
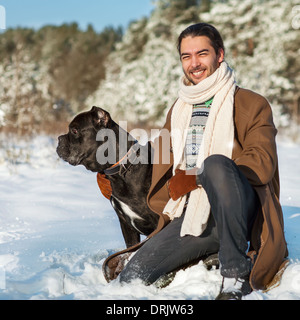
[57,106,115,173]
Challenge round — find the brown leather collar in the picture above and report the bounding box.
[104,142,139,176]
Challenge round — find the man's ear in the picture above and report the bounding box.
[91,106,112,128]
[218,48,225,64]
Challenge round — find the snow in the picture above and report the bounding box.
[0,135,300,300]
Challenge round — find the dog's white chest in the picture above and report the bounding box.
[112,198,144,234]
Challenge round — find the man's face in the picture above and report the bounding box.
[180,36,224,85]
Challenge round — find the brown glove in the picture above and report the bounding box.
[97,173,112,200]
[167,168,199,201]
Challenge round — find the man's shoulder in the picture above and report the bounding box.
[234,87,271,117]
[235,87,269,105]
[162,99,178,130]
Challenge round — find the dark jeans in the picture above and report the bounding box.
[119,155,259,284]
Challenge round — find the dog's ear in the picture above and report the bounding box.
[91,106,112,128]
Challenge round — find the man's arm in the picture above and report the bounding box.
[233,90,278,186]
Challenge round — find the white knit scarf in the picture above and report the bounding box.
[163,61,236,237]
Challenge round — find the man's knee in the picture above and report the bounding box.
[202,154,232,183]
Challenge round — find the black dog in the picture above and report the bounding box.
[57,106,160,248]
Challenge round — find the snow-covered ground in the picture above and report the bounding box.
[0,135,300,300]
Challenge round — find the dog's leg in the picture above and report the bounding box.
[111,199,141,247]
[119,218,141,248]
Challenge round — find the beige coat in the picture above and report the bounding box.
[147,87,288,291]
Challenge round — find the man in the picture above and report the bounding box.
[119,23,288,300]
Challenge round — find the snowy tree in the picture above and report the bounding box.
[87,0,299,132]
[0,0,299,137]
[201,0,300,128]
[0,25,122,134]
[0,29,52,135]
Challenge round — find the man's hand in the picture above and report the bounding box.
[97,173,113,200]
[167,168,199,201]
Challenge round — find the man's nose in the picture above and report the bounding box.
[191,55,201,68]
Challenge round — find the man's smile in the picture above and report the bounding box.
[192,70,204,76]
[190,69,206,82]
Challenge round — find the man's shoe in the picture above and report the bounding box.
[215,276,252,300]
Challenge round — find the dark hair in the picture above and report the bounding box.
[177,23,225,57]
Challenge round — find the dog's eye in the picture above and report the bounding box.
[71,128,79,135]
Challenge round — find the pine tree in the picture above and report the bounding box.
[0,24,122,134]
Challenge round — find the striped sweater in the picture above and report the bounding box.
[185,97,214,169]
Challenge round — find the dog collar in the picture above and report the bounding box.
[104,141,139,176]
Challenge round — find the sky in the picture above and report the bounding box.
[0,0,154,32]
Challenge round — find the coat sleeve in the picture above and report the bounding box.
[147,104,175,214]
[233,89,278,186]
